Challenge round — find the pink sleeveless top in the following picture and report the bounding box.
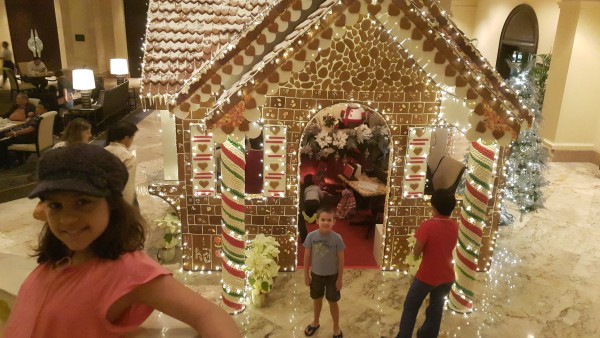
[5,251,170,337]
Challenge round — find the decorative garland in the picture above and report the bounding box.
[449,141,497,313]
[220,137,246,313]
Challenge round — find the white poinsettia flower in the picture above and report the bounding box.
[266,263,280,277]
[332,131,348,149]
[316,130,330,148]
[355,124,373,143]
[154,213,181,249]
[245,235,281,295]
[381,126,389,136]
[317,147,335,159]
[264,246,280,258]
[402,231,422,277]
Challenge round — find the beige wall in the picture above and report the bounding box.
[0,0,10,48]
[451,0,560,64]
[450,0,479,38]
[450,0,600,164]
[542,0,600,155]
[111,0,128,59]
[55,0,127,73]
[53,0,68,67]
[1,0,128,72]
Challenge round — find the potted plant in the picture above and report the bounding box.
[245,234,280,307]
[153,212,181,263]
[403,231,422,278]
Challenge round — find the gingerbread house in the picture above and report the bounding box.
[142,0,532,312]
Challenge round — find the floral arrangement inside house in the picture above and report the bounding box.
[300,103,390,171]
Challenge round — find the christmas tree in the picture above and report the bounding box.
[502,54,551,222]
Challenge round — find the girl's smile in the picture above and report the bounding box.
[44,191,110,254]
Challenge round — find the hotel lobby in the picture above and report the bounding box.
[1,110,599,337]
[1,0,600,337]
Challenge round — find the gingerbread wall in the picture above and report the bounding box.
[150,9,510,272]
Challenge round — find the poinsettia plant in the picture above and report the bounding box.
[403,231,422,277]
[153,212,181,249]
[301,121,389,162]
[245,234,280,296]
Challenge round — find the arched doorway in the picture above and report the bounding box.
[296,103,391,268]
[496,4,539,79]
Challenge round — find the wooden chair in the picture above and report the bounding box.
[3,67,36,100]
[8,111,57,162]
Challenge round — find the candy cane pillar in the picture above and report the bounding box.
[220,138,246,313]
[449,141,497,313]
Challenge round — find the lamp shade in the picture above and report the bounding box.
[72,69,95,90]
[110,58,129,75]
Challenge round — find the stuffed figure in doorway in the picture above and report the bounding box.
[340,103,366,128]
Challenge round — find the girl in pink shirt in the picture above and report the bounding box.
[4,144,241,338]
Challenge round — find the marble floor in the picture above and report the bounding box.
[1,110,600,337]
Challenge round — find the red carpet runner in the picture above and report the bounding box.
[297,219,378,268]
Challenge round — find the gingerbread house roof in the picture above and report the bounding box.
[144,0,534,146]
[141,0,278,98]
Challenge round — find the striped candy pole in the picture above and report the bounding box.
[220,137,246,313]
[449,141,497,313]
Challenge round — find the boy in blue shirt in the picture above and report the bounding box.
[303,207,345,338]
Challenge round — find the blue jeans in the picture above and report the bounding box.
[396,279,453,338]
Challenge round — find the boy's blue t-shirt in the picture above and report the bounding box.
[304,230,345,276]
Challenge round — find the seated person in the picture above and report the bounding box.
[302,174,324,224]
[23,56,48,89]
[91,75,104,102]
[56,70,74,109]
[26,56,47,75]
[0,102,47,167]
[297,174,325,244]
[53,118,92,148]
[2,93,36,121]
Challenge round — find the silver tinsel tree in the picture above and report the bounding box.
[502,54,551,222]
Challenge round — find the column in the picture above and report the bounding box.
[541,0,600,165]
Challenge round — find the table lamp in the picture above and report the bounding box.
[72,69,95,108]
[110,58,128,85]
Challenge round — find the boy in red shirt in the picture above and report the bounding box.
[396,189,459,338]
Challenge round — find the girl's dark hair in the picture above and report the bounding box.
[61,118,91,145]
[34,194,146,264]
[105,120,138,146]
